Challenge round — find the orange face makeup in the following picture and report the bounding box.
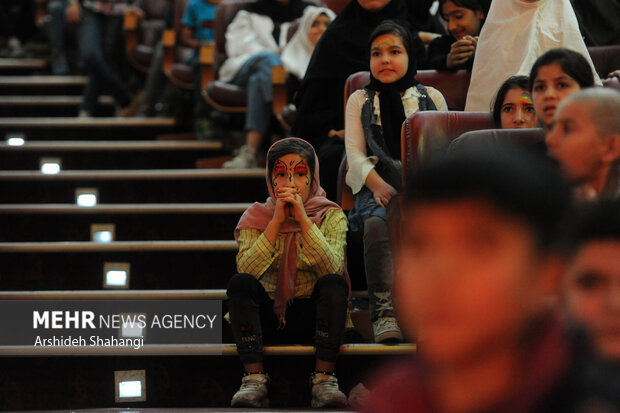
[372,34,396,48]
[519,93,533,106]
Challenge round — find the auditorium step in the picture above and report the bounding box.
[0,75,86,96]
[0,169,266,203]
[0,351,407,409]
[0,57,48,75]
[0,117,177,140]
[0,203,249,241]
[0,140,224,170]
[0,241,237,290]
[0,95,115,117]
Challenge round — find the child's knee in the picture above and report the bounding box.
[227,273,261,297]
[363,216,389,243]
[316,274,349,298]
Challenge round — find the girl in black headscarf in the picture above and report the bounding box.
[344,20,446,344]
[291,0,426,200]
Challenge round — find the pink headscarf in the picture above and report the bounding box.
[234,138,349,321]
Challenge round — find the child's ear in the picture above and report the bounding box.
[601,133,620,164]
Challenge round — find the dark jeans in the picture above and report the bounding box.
[227,273,349,365]
[48,0,67,51]
[78,8,129,113]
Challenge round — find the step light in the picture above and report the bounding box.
[6,132,25,146]
[103,262,129,289]
[75,188,98,207]
[120,313,146,339]
[40,158,61,175]
[114,370,146,402]
[91,223,115,243]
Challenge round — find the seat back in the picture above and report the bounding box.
[401,111,494,180]
[450,128,545,152]
[343,70,472,111]
[323,0,349,14]
[416,70,471,111]
[588,45,620,78]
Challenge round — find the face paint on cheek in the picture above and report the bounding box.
[294,161,310,187]
[519,93,533,106]
[272,160,287,189]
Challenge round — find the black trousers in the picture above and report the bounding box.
[227,273,349,364]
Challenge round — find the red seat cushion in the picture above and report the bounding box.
[206,81,248,108]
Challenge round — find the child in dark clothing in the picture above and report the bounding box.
[425,0,490,70]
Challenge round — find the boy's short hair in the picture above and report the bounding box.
[562,87,620,138]
[560,199,620,257]
[403,144,571,250]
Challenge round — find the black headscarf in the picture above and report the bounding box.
[292,0,426,145]
[570,0,620,46]
[406,0,446,34]
[243,0,311,24]
[301,0,417,80]
[366,24,418,159]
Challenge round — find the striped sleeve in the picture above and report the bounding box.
[297,209,347,276]
[236,229,278,279]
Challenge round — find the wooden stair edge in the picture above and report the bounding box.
[0,343,416,357]
[0,203,252,214]
[0,289,368,300]
[0,240,239,253]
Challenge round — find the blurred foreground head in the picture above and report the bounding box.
[561,199,620,361]
[397,144,570,363]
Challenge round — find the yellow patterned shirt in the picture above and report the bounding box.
[236,209,348,299]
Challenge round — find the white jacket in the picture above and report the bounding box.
[218,10,291,83]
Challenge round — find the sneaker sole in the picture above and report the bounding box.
[231,397,269,408]
[311,397,348,408]
[374,330,404,344]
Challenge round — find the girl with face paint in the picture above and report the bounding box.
[491,75,537,129]
[228,138,350,408]
[345,20,447,344]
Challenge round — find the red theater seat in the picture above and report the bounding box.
[588,45,620,79]
[124,0,170,73]
[401,111,494,181]
[162,0,195,89]
[449,128,545,153]
[343,70,472,112]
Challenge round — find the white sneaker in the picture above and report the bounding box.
[231,373,269,407]
[310,373,348,408]
[373,317,403,343]
[222,145,257,168]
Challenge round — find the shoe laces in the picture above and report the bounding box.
[374,291,394,318]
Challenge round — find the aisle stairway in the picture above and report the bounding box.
[0,59,413,410]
